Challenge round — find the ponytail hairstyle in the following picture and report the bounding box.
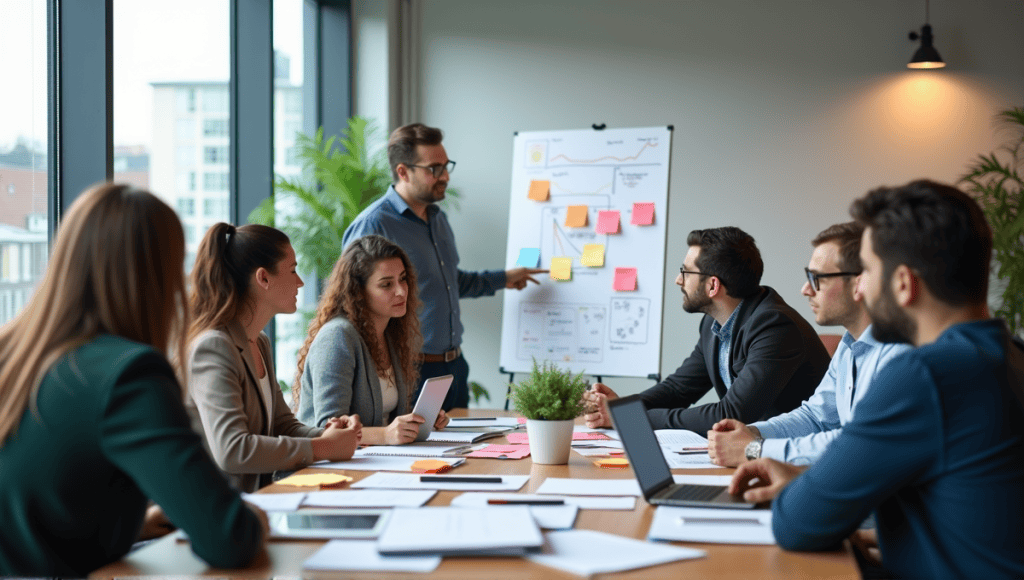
[0,182,187,445]
[187,223,290,347]
[293,235,422,407]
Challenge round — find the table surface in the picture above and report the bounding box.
[91,410,858,579]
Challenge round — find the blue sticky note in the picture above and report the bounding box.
[517,248,540,268]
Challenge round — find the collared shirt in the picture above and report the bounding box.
[342,186,506,354]
[750,325,910,464]
[711,300,743,390]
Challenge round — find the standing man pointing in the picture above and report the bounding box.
[343,123,545,410]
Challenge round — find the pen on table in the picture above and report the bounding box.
[681,446,709,451]
[486,498,565,505]
[451,417,497,421]
[420,475,503,483]
[675,450,710,455]
[678,517,762,526]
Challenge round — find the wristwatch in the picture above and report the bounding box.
[744,437,764,461]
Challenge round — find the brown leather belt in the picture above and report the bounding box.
[420,347,461,363]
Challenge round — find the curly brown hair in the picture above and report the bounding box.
[293,235,422,408]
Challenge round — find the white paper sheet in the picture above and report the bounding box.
[648,506,775,545]
[671,474,734,486]
[527,529,705,577]
[376,507,544,555]
[353,443,472,457]
[573,447,627,457]
[448,493,579,529]
[446,417,521,428]
[571,439,624,449]
[303,539,441,573]
[351,472,530,491]
[535,477,641,497]
[241,492,305,512]
[664,452,717,469]
[574,426,621,439]
[302,489,436,508]
[450,492,636,510]
[654,429,709,447]
[425,431,497,443]
[313,456,466,472]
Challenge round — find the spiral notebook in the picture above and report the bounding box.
[353,443,478,458]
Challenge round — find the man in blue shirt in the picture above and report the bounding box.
[707,222,910,466]
[343,124,544,409]
[730,180,1024,579]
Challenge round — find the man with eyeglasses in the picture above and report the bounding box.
[343,123,544,410]
[584,226,829,433]
[706,222,910,467]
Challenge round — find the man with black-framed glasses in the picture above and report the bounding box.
[707,222,910,467]
[343,123,545,410]
[584,226,829,433]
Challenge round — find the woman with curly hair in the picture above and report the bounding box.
[295,234,448,443]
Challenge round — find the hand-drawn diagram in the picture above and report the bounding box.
[517,303,606,363]
[609,298,650,344]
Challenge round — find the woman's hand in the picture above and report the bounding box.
[313,414,362,460]
[434,409,450,430]
[385,413,426,445]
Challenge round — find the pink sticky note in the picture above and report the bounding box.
[517,417,527,424]
[506,432,530,444]
[614,267,638,291]
[467,444,531,459]
[631,202,655,226]
[596,210,621,234]
[572,432,611,441]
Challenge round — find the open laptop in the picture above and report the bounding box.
[608,395,760,509]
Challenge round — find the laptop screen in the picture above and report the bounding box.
[607,395,674,498]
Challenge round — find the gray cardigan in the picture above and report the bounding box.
[297,317,412,429]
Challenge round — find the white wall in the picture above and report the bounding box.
[357,0,1024,407]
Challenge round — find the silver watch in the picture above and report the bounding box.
[744,438,764,461]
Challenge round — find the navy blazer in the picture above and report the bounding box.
[641,286,830,433]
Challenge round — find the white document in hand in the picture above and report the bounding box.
[535,477,641,497]
[376,506,544,556]
[304,539,441,573]
[527,529,705,577]
[647,506,775,545]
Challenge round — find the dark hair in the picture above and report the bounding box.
[188,223,290,344]
[387,123,444,182]
[849,179,992,306]
[293,235,423,408]
[812,222,865,273]
[686,227,763,299]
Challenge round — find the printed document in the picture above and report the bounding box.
[535,477,641,497]
[304,539,441,573]
[376,506,544,556]
[527,529,705,577]
[648,506,775,545]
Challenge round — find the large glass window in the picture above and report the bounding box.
[0,0,49,325]
[113,0,230,275]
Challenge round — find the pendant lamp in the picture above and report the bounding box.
[908,0,945,69]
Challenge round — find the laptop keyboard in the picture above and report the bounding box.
[665,485,723,502]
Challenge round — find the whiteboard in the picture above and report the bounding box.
[499,126,672,379]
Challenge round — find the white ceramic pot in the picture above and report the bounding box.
[525,418,575,465]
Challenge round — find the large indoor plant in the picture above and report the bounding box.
[959,106,1024,336]
[508,360,589,464]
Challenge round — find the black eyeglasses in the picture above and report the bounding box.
[804,267,860,291]
[408,160,456,178]
[679,268,712,279]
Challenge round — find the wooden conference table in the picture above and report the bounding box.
[92,409,858,579]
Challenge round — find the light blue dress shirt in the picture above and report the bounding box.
[749,326,911,464]
[342,186,506,354]
[711,301,743,390]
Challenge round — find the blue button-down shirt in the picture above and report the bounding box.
[342,186,506,354]
[711,301,743,390]
[750,325,911,464]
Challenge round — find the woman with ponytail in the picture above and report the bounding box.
[294,235,448,443]
[0,184,265,576]
[186,223,361,493]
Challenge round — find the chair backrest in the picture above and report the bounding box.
[818,334,842,358]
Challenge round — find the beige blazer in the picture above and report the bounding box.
[187,319,322,492]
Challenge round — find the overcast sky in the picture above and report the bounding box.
[1,0,303,151]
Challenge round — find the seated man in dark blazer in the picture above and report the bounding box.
[585,227,830,434]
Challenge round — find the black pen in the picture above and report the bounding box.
[451,417,497,421]
[487,499,564,505]
[420,475,503,483]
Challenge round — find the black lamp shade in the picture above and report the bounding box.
[908,24,945,69]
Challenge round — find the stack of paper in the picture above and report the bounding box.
[376,507,544,556]
[648,505,774,545]
[655,429,716,468]
[527,529,705,577]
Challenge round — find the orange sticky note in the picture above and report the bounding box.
[528,180,550,201]
[594,458,629,469]
[596,210,620,234]
[551,257,572,281]
[411,459,454,473]
[581,244,604,267]
[631,202,655,226]
[565,205,588,227]
[614,267,637,291]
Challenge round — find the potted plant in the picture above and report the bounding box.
[960,106,1024,336]
[508,360,589,464]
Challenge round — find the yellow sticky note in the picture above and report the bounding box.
[581,244,605,267]
[528,180,550,201]
[565,205,588,228]
[594,458,630,469]
[275,473,353,488]
[551,257,572,281]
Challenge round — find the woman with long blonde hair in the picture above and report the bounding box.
[0,184,265,576]
[295,234,447,443]
[186,223,361,493]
